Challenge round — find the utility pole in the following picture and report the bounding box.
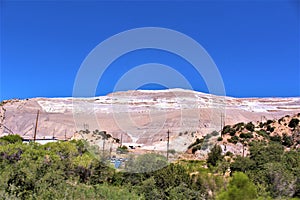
[221,113,225,137]
[64,130,67,141]
[103,139,105,157]
[221,113,223,133]
[33,110,39,142]
[102,135,108,159]
[120,132,123,147]
[109,145,112,159]
[167,129,170,161]
[83,123,89,131]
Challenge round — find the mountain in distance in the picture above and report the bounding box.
[0,89,299,153]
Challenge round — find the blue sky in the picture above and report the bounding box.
[1,0,299,100]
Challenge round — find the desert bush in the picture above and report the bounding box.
[168,149,176,154]
[239,132,253,139]
[278,117,285,124]
[0,135,23,144]
[282,133,293,147]
[256,130,269,138]
[188,138,204,149]
[259,122,264,128]
[207,144,223,167]
[229,128,236,136]
[117,145,128,153]
[270,135,282,143]
[205,134,212,140]
[228,136,239,144]
[211,130,219,137]
[222,125,231,135]
[192,145,202,154]
[225,151,233,157]
[289,118,300,129]
[266,125,275,132]
[201,142,210,150]
[233,122,245,131]
[216,172,257,200]
[245,122,255,132]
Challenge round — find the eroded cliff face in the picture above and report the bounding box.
[0,104,5,135]
[0,89,299,151]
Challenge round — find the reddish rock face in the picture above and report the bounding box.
[1,89,299,151]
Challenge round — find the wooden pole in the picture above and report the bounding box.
[33,110,39,142]
[167,129,170,161]
[221,113,223,136]
[120,132,123,147]
[109,145,112,159]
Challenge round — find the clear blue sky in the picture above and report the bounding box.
[1,0,299,101]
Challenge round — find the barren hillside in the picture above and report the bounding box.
[0,89,299,152]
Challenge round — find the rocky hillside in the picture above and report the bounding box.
[0,89,299,152]
[187,113,300,159]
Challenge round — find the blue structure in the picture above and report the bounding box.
[114,160,122,168]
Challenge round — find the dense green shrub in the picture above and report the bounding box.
[205,134,212,140]
[201,142,210,150]
[233,122,245,131]
[259,122,264,128]
[266,125,275,132]
[282,133,293,147]
[188,138,204,149]
[289,118,300,129]
[239,132,253,139]
[256,130,269,138]
[117,145,129,153]
[245,122,255,132]
[270,135,282,143]
[211,130,220,137]
[225,151,233,157]
[207,144,223,167]
[216,172,257,200]
[0,135,23,144]
[168,149,176,154]
[222,125,231,135]
[221,125,236,136]
[229,128,236,136]
[278,117,284,124]
[0,128,299,199]
[228,136,239,144]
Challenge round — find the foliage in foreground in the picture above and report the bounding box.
[0,135,300,199]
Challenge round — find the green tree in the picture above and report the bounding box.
[217,172,257,200]
[245,122,255,132]
[126,153,167,173]
[0,134,23,144]
[153,163,191,191]
[289,118,300,130]
[138,177,164,200]
[207,144,223,167]
[230,156,255,173]
[169,183,201,200]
